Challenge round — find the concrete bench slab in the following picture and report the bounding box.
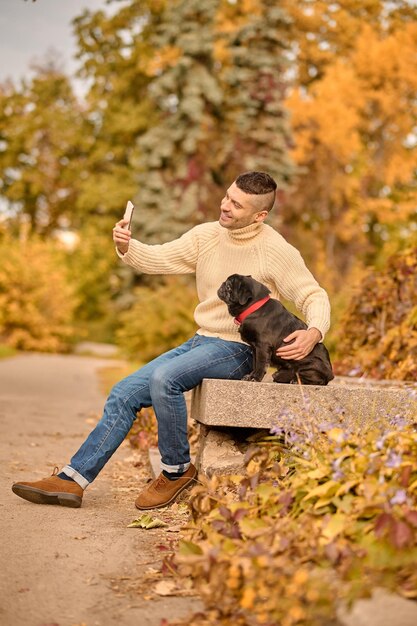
[191,377,417,430]
[191,377,417,476]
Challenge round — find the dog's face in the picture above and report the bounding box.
[218,274,270,311]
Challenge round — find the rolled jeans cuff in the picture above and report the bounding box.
[160,461,190,474]
[61,465,89,490]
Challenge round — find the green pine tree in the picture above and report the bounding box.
[134,0,294,241]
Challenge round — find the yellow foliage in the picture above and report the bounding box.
[287,62,362,164]
[240,586,256,610]
[176,418,417,626]
[283,14,417,290]
[146,46,182,76]
[0,237,77,352]
[216,0,263,35]
[214,0,266,62]
[335,246,417,380]
[116,277,198,361]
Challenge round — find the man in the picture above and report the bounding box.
[12,171,330,510]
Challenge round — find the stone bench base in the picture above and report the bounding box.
[191,377,417,475]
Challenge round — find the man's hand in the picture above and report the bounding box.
[113,219,131,254]
[276,327,322,361]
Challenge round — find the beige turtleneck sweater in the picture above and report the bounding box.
[118,221,331,342]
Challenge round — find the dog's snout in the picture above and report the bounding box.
[218,279,232,302]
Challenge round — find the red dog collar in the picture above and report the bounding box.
[234,295,270,325]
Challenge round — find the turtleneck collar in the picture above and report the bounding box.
[222,221,264,244]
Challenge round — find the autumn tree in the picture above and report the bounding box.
[0,64,86,235]
[72,1,164,233]
[281,0,417,287]
[70,0,295,352]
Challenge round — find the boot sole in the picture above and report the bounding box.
[135,473,197,510]
[12,484,82,508]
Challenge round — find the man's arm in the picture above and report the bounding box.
[112,219,217,276]
[265,235,330,360]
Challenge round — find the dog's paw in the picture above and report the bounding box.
[241,373,260,382]
[241,374,253,381]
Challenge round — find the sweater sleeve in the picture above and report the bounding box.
[266,236,331,339]
[116,223,209,275]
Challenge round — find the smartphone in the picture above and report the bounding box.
[123,200,135,230]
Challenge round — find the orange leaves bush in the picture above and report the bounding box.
[335,246,417,380]
[175,418,417,625]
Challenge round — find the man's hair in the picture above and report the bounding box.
[235,171,277,196]
[235,171,277,212]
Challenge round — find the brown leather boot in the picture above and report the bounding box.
[135,464,198,510]
[12,467,83,508]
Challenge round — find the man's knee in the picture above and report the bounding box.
[108,377,131,402]
[149,365,171,394]
[107,377,144,418]
[149,361,189,397]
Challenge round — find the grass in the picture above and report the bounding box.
[0,344,17,359]
[97,361,143,395]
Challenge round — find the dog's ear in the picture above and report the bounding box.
[237,284,252,306]
[252,278,271,298]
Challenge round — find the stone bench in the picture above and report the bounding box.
[191,377,417,475]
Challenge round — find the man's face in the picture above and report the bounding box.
[219,182,269,230]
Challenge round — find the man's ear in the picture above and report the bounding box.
[254,211,268,223]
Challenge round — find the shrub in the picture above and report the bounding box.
[65,225,118,324]
[128,407,158,450]
[116,277,198,361]
[0,236,77,352]
[335,246,417,380]
[175,404,417,626]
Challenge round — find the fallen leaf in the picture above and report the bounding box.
[154,580,177,596]
[127,514,168,529]
[166,525,184,533]
[178,540,203,555]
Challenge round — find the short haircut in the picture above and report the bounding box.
[235,171,277,196]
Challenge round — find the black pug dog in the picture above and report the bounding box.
[218,274,334,385]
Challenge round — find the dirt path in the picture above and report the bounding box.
[0,353,201,626]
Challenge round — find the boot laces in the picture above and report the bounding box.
[51,466,60,476]
[154,474,169,492]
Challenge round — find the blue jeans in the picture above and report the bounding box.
[62,334,253,488]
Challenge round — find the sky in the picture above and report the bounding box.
[0,0,118,94]
[2,0,417,93]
